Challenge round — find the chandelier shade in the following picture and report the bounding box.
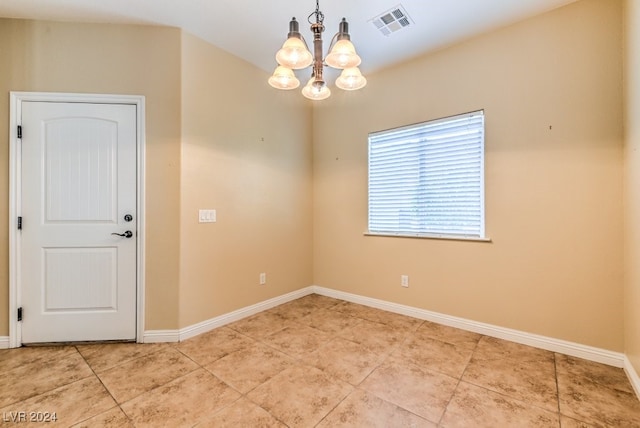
[268,66,301,90]
[269,0,366,101]
[336,67,367,91]
[275,22,313,70]
[302,78,331,100]
[325,39,361,69]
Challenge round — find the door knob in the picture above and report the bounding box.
[111,230,133,238]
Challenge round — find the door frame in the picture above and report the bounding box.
[8,92,146,348]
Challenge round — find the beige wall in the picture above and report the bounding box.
[313,0,624,350]
[0,20,315,335]
[0,19,184,333]
[0,0,632,356]
[178,33,313,327]
[624,0,640,373]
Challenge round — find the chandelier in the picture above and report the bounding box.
[268,0,367,101]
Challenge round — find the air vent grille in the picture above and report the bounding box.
[370,5,413,37]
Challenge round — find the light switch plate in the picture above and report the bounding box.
[198,209,216,223]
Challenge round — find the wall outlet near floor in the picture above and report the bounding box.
[401,275,409,288]
[259,273,267,285]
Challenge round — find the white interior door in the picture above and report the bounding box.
[20,101,137,343]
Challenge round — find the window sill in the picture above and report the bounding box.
[364,232,492,243]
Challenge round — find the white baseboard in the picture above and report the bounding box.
[311,285,626,369]
[142,330,180,343]
[177,286,314,341]
[139,284,639,397]
[142,284,626,371]
[142,286,315,344]
[624,356,640,399]
[0,336,9,349]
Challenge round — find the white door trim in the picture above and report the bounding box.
[9,92,146,348]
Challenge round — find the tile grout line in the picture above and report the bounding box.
[172,340,276,427]
[227,303,351,427]
[435,333,484,426]
[313,302,422,426]
[225,300,416,426]
[197,304,339,425]
[0,348,64,409]
[5,296,638,426]
[90,345,202,415]
[311,387,352,427]
[350,324,441,425]
[553,352,562,425]
[1,346,98,411]
[73,344,136,427]
[456,339,570,422]
[82,344,168,375]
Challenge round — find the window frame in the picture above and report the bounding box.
[366,110,489,242]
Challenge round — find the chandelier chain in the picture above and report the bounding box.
[308,0,324,25]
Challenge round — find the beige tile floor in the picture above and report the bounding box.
[1,294,639,427]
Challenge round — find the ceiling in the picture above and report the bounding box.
[0,0,578,74]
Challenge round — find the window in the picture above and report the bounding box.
[368,110,485,239]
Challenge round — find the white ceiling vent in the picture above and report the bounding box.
[370,5,413,37]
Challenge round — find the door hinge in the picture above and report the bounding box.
[17,307,23,322]
[17,216,22,230]
[17,125,22,139]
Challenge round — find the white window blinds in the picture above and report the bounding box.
[368,110,485,238]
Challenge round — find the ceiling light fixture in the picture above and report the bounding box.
[268,0,367,101]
